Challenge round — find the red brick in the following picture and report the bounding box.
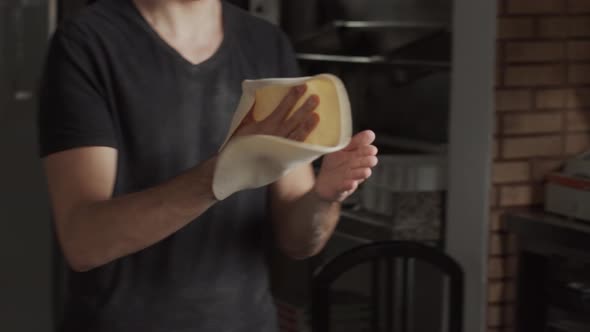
[538,17,570,38]
[489,233,518,255]
[532,159,564,181]
[536,89,568,109]
[507,0,565,14]
[502,136,562,158]
[493,139,500,160]
[504,306,516,329]
[505,65,566,86]
[489,280,517,303]
[567,88,590,108]
[568,0,590,12]
[496,89,532,111]
[493,162,530,183]
[538,17,590,38]
[490,209,507,231]
[499,184,544,206]
[505,41,565,63]
[488,303,516,327]
[489,257,503,279]
[498,0,506,15]
[502,112,562,134]
[569,17,590,37]
[567,41,590,61]
[497,41,504,68]
[566,132,590,154]
[566,110,590,131]
[568,64,590,84]
[489,256,518,278]
[498,18,535,39]
[488,305,502,326]
[490,185,499,207]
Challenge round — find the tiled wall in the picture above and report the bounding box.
[492,0,590,330]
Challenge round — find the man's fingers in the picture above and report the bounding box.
[269,85,307,124]
[240,107,256,127]
[232,105,258,137]
[287,112,320,141]
[344,130,376,151]
[346,167,372,180]
[355,144,378,158]
[350,155,379,169]
[338,180,358,194]
[280,95,319,136]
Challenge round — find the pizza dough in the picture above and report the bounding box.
[212,74,352,200]
[252,76,341,147]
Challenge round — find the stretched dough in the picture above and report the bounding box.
[252,76,341,147]
[213,74,352,200]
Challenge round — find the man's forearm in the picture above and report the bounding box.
[62,157,218,271]
[272,189,340,259]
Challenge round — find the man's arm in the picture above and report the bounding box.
[270,164,339,259]
[270,130,378,259]
[43,146,218,272]
[44,86,316,272]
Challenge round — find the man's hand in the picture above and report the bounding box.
[314,130,378,202]
[233,84,320,141]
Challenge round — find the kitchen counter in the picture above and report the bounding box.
[505,210,590,332]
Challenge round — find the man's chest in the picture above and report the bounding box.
[107,60,264,164]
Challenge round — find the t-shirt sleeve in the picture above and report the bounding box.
[276,31,302,78]
[38,29,117,157]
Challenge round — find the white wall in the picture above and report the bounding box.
[446,0,497,331]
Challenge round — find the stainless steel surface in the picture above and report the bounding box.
[333,19,449,29]
[293,20,451,68]
[296,53,383,64]
[296,53,450,68]
[322,0,452,23]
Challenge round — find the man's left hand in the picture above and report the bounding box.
[314,130,378,203]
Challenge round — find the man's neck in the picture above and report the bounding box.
[132,0,224,65]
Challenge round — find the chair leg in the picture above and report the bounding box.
[406,258,415,332]
[401,258,408,332]
[372,260,381,332]
[386,258,393,332]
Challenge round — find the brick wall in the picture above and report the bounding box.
[492,0,590,331]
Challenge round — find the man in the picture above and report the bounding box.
[39,0,378,331]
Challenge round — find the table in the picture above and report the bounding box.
[505,211,590,332]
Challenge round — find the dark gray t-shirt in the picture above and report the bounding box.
[38,0,299,331]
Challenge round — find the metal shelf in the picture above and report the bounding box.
[296,53,450,68]
[294,20,451,69]
[331,20,449,29]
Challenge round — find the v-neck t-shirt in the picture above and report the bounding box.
[38,0,299,331]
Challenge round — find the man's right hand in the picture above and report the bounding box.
[233,84,320,142]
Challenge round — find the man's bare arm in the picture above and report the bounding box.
[271,131,378,259]
[43,146,218,272]
[270,164,340,259]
